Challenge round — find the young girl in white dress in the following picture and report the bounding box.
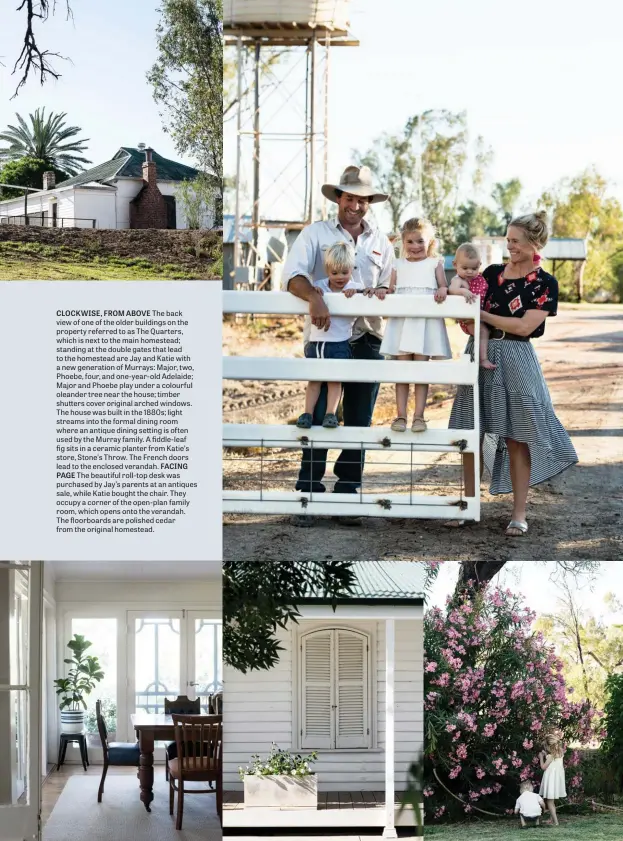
[380,218,451,432]
[539,731,566,826]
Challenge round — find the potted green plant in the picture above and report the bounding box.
[239,743,318,809]
[54,634,105,734]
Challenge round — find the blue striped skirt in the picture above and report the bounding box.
[449,337,578,495]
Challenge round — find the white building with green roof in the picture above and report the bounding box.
[223,560,425,836]
[0,146,215,230]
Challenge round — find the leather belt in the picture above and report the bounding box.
[489,328,530,342]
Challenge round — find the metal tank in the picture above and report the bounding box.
[223,0,351,31]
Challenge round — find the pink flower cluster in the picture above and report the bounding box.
[424,584,601,823]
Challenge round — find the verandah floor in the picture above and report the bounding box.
[223,789,417,829]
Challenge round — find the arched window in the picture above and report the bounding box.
[300,628,371,750]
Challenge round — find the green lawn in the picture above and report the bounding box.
[0,241,215,279]
[425,815,623,840]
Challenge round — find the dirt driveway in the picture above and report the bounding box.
[223,306,623,562]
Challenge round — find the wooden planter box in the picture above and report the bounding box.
[243,774,318,809]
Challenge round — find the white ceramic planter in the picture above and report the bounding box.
[60,709,85,734]
[243,774,318,809]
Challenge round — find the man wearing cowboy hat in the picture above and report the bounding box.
[283,165,394,505]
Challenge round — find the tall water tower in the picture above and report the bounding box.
[224,0,359,286]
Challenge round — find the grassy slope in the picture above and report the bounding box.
[0,241,216,280]
[425,815,623,839]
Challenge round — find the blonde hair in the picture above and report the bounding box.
[520,781,534,794]
[324,241,355,274]
[509,210,549,251]
[543,733,564,758]
[400,217,439,258]
[455,243,481,262]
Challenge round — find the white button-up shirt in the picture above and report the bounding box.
[282,216,394,342]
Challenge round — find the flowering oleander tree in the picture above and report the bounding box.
[424,583,600,822]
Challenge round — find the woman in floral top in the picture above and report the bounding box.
[449,211,578,536]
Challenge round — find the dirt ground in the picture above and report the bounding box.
[0,226,221,278]
[223,306,623,562]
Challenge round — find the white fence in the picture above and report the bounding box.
[223,291,481,520]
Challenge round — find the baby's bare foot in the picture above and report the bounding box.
[480,359,496,370]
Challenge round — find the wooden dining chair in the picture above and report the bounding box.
[163,695,201,781]
[95,700,140,802]
[209,691,223,715]
[168,714,222,830]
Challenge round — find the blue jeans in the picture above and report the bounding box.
[295,333,382,494]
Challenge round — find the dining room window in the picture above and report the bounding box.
[299,627,372,751]
[134,617,182,715]
[71,618,117,740]
[192,618,222,712]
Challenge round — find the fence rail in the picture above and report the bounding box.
[0,214,97,228]
[223,291,481,521]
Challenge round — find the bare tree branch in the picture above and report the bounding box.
[11,0,73,98]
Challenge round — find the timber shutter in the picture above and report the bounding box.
[301,628,370,750]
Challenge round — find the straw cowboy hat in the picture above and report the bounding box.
[321,165,389,204]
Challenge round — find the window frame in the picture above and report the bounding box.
[294,622,376,752]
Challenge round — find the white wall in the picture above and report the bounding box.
[223,616,423,791]
[160,181,215,230]
[74,189,117,229]
[114,178,142,228]
[1,178,216,230]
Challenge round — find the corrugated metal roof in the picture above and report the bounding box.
[301,560,426,602]
[541,238,587,260]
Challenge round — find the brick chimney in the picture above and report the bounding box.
[142,147,156,184]
[42,171,56,190]
[130,146,168,229]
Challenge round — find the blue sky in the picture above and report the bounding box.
[224,0,623,223]
[429,562,623,622]
[0,1,194,168]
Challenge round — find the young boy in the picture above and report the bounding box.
[514,780,546,828]
[448,242,495,370]
[296,242,362,429]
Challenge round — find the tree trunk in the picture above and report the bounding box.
[574,260,585,303]
[575,627,591,706]
[454,562,508,598]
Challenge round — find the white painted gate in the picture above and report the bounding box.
[223,291,481,521]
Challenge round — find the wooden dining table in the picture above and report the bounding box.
[131,712,177,811]
[131,712,223,814]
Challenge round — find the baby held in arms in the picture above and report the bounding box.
[449,243,495,369]
[296,242,361,430]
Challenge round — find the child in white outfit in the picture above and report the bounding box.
[539,732,567,827]
[514,781,545,828]
[380,217,450,433]
[296,242,361,429]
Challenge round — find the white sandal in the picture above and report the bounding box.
[390,416,407,432]
[505,520,528,536]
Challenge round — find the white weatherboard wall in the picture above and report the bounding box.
[74,188,117,229]
[224,618,423,790]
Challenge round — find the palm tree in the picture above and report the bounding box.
[0,108,91,176]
